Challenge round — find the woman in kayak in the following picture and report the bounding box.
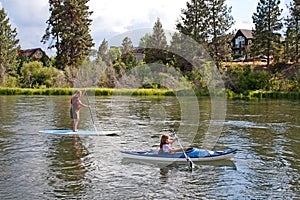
[159,134,182,153]
[70,90,90,132]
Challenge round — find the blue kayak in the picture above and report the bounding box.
[121,148,237,162]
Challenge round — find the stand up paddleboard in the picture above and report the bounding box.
[38,129,121,136]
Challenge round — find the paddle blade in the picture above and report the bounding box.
[187,157,195,169]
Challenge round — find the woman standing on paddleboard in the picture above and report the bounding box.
[70,91,89,132]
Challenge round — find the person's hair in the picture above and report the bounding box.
[159,134,169,149]
[74,90,82,96]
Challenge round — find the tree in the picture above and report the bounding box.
[121,37,137,70]
[252,0,283,66]
[41,0,94,77]
[144,18,168,64]
[176,0,234,68]
[20,61,62,88]
[139,33,152,48]
[176,0,209,45]
[285,1,300,63]
[0,8,20,86]
[206,0,234,67]
[96,39,110,65]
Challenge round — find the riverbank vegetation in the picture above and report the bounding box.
[0,1,299,100]
[0,86,299,100]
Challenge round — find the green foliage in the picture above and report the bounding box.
[0,87,74,95]
[176,0,234,67]
[225,65,270,94]
[121,37,138,70]
[176,0,209,44]
[144,18,168,64]
[96,39,110,65]
[20,61,63,88]
[41,0,94,74]
[252,0,283,66]
[0,8,20,85]
[5,76,18,87]
[285,1,300,63]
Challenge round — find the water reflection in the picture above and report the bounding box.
[46,135,90,198]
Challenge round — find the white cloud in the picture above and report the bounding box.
[0,0,49,51]
[0,0,293,56]
[89,0,186,46]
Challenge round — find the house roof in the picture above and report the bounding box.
[239,29,253,39]
[19,48,44,57]
[18,48,49,62]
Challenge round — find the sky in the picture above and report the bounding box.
[0,0,292,56]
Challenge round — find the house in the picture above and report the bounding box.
[231,29,253,56]
[18,48,50,66]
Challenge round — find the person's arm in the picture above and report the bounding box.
[78,100,89,108]
[169,137,178,146]
[169,138,182,153]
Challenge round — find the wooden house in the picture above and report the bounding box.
[231,29,253,56]
[18,48,50,66]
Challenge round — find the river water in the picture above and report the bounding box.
[0,95,299,199]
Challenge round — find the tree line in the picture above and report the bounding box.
[0,0,299,93]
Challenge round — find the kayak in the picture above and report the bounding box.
[121,148,237,163]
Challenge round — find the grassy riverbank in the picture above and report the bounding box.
[0,87,299,99]
[0,87,198,96]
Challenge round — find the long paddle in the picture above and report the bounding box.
[84,90,97,132]
[173,131,195,170]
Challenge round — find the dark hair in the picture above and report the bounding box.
[159,134,169,149]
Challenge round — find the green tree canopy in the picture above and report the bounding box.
[96,39,110,65]
[252,0,283,66]
[144,18,168,64]
[176,0,234,68]
[0,8,20,85]
[285,1,300,63]
[41,0,94,74]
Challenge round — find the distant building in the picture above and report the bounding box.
[18,48,50,66]
[231,29,253,56]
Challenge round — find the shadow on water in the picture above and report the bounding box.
[121,158,237,173]
[45,135,91,198]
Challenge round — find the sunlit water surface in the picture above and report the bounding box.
[0,96,299,199]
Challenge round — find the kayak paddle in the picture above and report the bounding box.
[84,90,98,132]
[173,132,195,170]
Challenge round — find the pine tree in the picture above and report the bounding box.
[176,0,209,45]
[169,32,195,73]
[122,37,134,54]
[139,33,152,48]
[252,0,283,66]
[285,1,300,63]
[176,0,234,68]
[206,0,234,66]
[144,18,168,64]
[148,18,167,50]
[0,8,20,85]
[121,37,137,70]
[96,39,110,65]
[41,0,94,74]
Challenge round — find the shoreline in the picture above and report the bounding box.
[0,87,299,99]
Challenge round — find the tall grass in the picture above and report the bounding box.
[1,87,299,99]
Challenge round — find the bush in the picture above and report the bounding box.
[20,61,63,88]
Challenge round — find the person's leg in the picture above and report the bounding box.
[73,119,79,132]
[73,110,80,131]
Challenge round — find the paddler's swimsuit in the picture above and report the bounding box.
[70,96,81,120]
[161,143,172,153]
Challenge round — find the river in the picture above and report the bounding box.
[0,95,299,199]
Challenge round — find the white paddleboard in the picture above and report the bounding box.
[38,129,121,136]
